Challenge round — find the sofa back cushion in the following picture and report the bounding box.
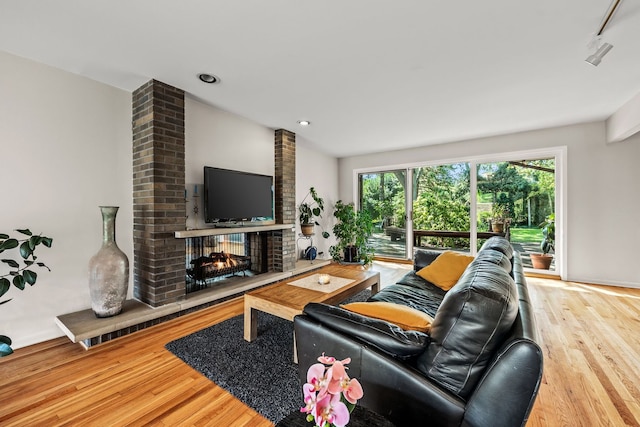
[479,236,513,259]
[415,257,518,398]
[474,247,512,273]
[414,249,442,271]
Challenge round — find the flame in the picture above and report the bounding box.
[209,251,241,270]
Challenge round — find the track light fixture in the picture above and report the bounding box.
[585,0,622,66]
[585,40,613,66]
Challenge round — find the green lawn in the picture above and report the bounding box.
[509,226,542,243]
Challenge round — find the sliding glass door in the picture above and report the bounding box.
[356,148,562,275]
[359,170,407,258]
[412,163,471,253]
[477,159,556,271]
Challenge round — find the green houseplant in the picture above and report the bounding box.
[490,201,510,233]
[299,187,330,238]
[531,213,554,270]
[0,229,53,357]
[329,200,374,265]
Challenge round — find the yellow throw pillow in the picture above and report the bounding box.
[341,301,433,333]
[416,251,475,291]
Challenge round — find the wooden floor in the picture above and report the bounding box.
[1,261,639,426]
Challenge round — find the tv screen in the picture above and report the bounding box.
[204,167,274,223]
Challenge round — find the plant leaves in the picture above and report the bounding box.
[29,235,41,250]
[0,278,10,297]
[12,275,25,290]
[0,335,11,345]
[0,299,12,306]
[322,231,330,238]
[19,241,32,259]
[16,229,32,236]
[42,237,53,248]
[1,259,20,268]
[37,262,51,271]
[0,238,19,251]
[23,270,37,285]
[0,233,9,239]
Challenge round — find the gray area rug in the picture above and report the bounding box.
[165,290,371,423]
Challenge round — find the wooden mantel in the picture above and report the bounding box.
[174,223,295,239]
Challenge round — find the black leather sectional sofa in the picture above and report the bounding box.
[294,237,543,427]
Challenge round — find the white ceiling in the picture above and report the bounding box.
[1,1,639,157]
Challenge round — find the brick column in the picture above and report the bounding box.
[132,80,186,307]
[274,129,296,272]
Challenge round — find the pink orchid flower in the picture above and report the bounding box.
[300,383,318,415]
[317,353,336,364]
[314,391,350,427]
[326,361,347,395]
[303,354,363,427]
[307,363,326,386]
[318,353,351,366]
[342,377,364,404]
[307,362,331,400]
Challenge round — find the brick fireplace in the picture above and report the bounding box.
[132,79,297,307]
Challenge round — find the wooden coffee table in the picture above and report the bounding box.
[243,264,380,343]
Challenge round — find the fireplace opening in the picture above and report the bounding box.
[188,251,251,282]
[185,233,266,294]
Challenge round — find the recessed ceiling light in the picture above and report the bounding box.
[297,120,311,126]
[198,73,219,84]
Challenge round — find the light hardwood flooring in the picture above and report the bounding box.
[1,262,639,426]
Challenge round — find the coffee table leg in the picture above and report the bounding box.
[244,303,257,342]
[371,279,380,295]
[293,331,298,364]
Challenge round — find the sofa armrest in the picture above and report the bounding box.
[462,338,543,427]
[302,303,429,360]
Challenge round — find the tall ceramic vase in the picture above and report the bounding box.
[88,206,129,318]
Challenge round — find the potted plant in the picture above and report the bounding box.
[298,187,330,238]
[490,201,510,233]
[329,200,374,264]
[1,229,53,357]
[530,213,554,270]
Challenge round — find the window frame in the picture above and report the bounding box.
[353,146,567,279]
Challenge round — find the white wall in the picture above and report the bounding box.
[339,122,640,288]
[296,138,339,258]
[184,97,275,228]
[0,51,133,349]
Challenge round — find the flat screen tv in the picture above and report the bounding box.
[203,166,274,223]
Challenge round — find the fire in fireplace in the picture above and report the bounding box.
[188,251,251,284]
[184,233,266,294]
